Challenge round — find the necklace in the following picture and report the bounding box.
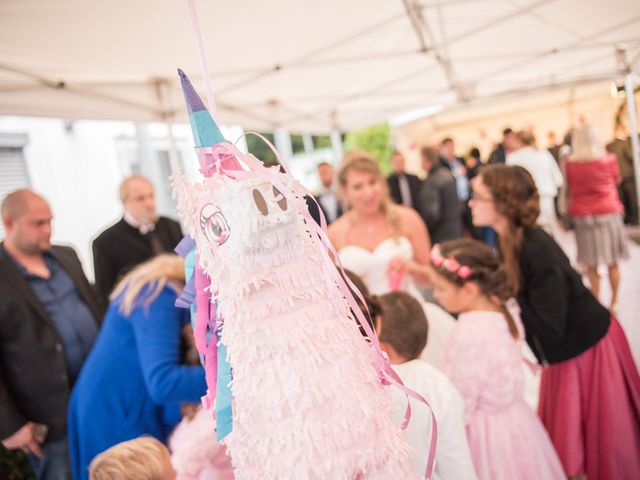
[350,211,385,235]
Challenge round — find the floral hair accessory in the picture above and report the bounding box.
[457,265,473,279]
[431,244,473,279]
[431,244,445,267]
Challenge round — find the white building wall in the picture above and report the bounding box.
[0,117,244,280]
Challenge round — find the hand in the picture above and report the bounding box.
[180,403,201,421]
[1,422,44,458]
[388,256,410,274]
[404,259,433,285]
[390,257,426,277]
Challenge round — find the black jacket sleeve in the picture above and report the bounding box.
[387,175,400,204]
[92,237,117,302]
[519,236,569,341]
[305,195,327,226]
[0,364,27,440]
[416,181,442,231]
[408,174,422,205]
[56,245,105,321]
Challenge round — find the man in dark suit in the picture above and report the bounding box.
[314,162,343,224]
[387,150,422,208]
[92,175,183,301]
[488,128,516,165]
[416,146,462,243]
[0,189,103,480]
[607,126,639,225]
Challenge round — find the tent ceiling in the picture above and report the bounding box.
[0,0,639,132]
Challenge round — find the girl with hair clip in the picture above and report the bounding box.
[429,239,564,480]
[470,164,640,480]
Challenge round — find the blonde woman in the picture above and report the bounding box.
[329,150,455,367]
[68,254,206,480]
[566,125,629,310]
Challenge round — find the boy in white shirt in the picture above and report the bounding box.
[377,292,478,480]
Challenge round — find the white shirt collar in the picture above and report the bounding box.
[123,211,156,235]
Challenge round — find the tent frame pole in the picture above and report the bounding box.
[625,70,640,218]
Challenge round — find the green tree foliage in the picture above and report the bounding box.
[246,132,277,165]
[312,135,332,149]
[344,123,393,174]
[0,446,35,480]
[290,134,305,154]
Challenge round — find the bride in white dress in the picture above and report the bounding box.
[329,150,455,368]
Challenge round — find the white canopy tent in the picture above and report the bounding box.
[1,0,640,132]
[1,0,640,279]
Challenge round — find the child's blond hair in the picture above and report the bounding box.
[89,437,174,480]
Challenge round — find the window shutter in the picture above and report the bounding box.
[0,146,31,238]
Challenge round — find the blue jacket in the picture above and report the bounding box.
[68,286,206,480]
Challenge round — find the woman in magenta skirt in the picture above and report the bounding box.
[469,164,640,480]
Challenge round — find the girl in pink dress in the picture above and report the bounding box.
[430,239,565,480]
[169,407,234,480]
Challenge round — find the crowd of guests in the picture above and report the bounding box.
[319,122,636,312]
[0,178,203,480]
[325,142,639,479]
[1,120,640,480]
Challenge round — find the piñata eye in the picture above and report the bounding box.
[272,185,287,211]
[253,189,269,216]
[200,204,230,245]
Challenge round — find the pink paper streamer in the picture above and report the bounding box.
[187,0,218,120]
[193,258,218,410]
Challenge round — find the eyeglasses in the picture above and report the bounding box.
[469,194,493,203]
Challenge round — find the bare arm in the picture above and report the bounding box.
[399,207,433,284]
[328,214,351,251]
[404,208,431,265]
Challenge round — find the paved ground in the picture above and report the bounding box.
[557,225,640,368]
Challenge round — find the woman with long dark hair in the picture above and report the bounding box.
[469,164,640,480]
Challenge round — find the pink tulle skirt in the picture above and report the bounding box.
[170,408,234,480]
[538,317,640,479]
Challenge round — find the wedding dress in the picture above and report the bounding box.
[338,236,455,368]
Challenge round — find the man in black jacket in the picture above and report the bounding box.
[489,128,516,165]
[92,175,183,301]
[416,146,462,243]
[0,189,103,479]
[387,150,422,208]
[313,162,343,224]
[607,126,639,225]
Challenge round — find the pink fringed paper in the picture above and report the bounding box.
[172,136,436,479]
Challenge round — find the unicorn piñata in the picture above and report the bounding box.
[172,69,427,480]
